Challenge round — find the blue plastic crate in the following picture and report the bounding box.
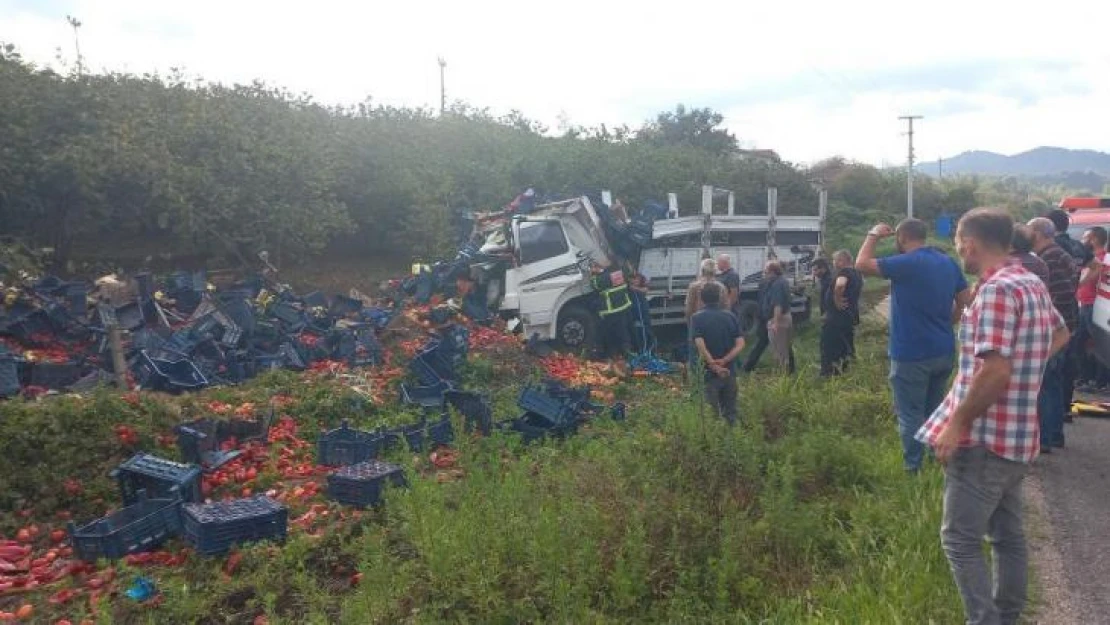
[508,412,578,444]
[445,390,493,435]
[394,416,454,452]
[135,350,208,393]
[541,379,592,408]
[176,412,272,470]
[316,420,382,467]
[438,325,469,358]
[28,361,85,390]
[112,452,203,504]
[2,309,51,341]
[68,489,183,561]
[0,355,21,398]
[517,386,578,428]
[409,347,456,385]
[181,495,287,556]
[399,380,453,409]
[326,460,406,508]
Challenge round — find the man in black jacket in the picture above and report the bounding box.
[820,250,863,376]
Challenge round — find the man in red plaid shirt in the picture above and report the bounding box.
[917,208,1070,625]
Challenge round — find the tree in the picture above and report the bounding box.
[636,104,738,156]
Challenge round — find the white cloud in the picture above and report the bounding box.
[3,0,1110,165]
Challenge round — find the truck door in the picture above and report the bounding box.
[504,219,586,332]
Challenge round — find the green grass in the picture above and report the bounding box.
[0,317,964,624]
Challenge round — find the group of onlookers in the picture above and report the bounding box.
[681,206,1106,624]
[857,207,1108,625]
[683,249,865,425]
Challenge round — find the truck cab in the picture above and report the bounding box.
[500,197,615,347]
[492,186,825,349]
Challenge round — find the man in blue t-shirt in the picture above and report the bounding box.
[856,218,972,473]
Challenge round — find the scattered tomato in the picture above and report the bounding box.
[14,605,33,620]
[224,552,243,575]
[50,530,66,543]
[15,529,31,543]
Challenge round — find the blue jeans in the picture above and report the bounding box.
[890,355,954,471]
[1038,352,1066,448]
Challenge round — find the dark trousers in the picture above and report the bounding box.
[742,320,795,374]
[820,314,855,377]
[1039,352,1066,448]
[599,309,631,360]
[704,374,738,425]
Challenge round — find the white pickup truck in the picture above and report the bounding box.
[474,185,826,348]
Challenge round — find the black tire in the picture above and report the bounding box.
[792,295,812,326]
[557,304,597,349]
[736,300,760,336]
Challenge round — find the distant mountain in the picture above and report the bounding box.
[918,147,1110,177]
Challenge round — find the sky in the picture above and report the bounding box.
[3,0,1109,166]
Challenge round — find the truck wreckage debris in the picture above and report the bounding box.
[0,184,824,400]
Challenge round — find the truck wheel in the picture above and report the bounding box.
[557,305,596,349]
[736,301,759,336]
[792,295,812,326]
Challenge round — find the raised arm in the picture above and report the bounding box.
[855,224,894,276]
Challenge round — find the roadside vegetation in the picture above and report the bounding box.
[0,41,1061,277]
[0,307,966,624]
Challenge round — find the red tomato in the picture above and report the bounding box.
[15,529,31,543]
[50,530,66,543]
[224,552,243,575]
[15,605,33,620]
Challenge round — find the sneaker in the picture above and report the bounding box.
[1040,445,1053,454]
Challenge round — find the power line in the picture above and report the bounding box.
[899,115,923,218]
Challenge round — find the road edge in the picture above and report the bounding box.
[1023,470,1079,625]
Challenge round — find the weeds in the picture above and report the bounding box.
[0,319,962,623]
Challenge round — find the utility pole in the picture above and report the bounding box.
[437,57,446,115]
[66,15,83,75]
[899,115,923,218]
[938,156,943,179]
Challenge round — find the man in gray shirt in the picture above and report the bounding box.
[741,261,795,374]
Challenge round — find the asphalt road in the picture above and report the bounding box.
[1026,408,1110,625]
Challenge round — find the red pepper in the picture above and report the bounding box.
[224,552,243,575]
[48,588,80,605]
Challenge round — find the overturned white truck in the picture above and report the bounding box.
[475,185,826,348]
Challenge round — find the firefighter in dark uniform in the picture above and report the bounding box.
[590,260,633,375]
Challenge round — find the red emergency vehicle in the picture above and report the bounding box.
[1060,197,1110,366]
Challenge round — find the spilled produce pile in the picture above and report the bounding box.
[0,265,673,623]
